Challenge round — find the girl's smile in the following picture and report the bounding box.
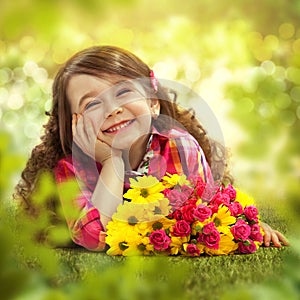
[103,119,135,134]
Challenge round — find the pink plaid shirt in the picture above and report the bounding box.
[54,127,213,251]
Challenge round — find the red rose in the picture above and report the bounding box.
[231,219,251,241]
[171,209,182,220]
[195,178,206,198]
[222,184,236,200]
[244,206,258,222]
[250,224,263,242]
[193,204,212,222]
[228,201,243,217]
[180,204,196,223]
[149,230,171,251]
[172,220,191,237]
[238,240,257,254]
[197,222,220,249]
[186,244,200,256]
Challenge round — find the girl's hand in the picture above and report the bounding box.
[260,222,289,247]
[72,114,121,165]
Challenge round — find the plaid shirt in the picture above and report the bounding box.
[54,126,213,251]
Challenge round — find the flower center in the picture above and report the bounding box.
[214,218,221,227]
[128,216,138,225]
[119,242,129,251]
[154,206,162,214]
[140,188,149,198]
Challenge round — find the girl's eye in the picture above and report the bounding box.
[85,99,102,110]
[116,88,131,97]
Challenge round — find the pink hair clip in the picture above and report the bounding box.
[150,70,158,93]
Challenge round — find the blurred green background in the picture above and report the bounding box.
[1,0,299,208]
[0,1,300,299]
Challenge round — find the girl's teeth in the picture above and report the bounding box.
[106,120,132,133]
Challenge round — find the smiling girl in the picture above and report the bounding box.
[15,46,288,251]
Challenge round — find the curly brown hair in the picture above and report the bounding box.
[15,45,232,216]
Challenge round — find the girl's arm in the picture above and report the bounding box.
[54,114,125,251]
[90,155,124,229]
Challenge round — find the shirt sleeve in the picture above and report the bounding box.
[54,157,106,251]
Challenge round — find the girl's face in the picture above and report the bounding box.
[66,74,160,149]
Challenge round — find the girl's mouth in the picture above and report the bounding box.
[104,119,135,133]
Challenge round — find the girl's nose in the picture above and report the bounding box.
[105,106,123,118]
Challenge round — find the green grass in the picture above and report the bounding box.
[51,246,290,300]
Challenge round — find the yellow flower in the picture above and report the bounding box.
[205,232,238,255]
[124,175,165,204]
[151,216,176,231]
[144,197,172,220]
[170,236,188,255]
[235,189,255,208]
[162,173,190,188]
[106,220,143,256]
[112,201,146,223]
[211,205,236,234]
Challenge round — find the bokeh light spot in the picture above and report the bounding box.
[261,60,275,75]
[7,93,24,110]
[286,67,300,85]
[258,102,274,118]
[32,68,48,84]
[0,88,9,105]
[2,111,19,126]
[279,23,295,39]
[23,61,39,77]
[290,86,300,102]
[264,35,279,50]
[292,39,300,53]
[19,35,35,52]
[280,110,296,126]
[0,68,13,85]
[296,106,300,119]
[275,93,291,109]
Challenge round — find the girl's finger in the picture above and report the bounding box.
[270,232,281,247]
[274,230,289,246]
[263,229,271,247]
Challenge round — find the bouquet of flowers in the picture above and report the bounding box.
[105,174,264,256]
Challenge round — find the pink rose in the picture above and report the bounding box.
[222,184,236,200]
[228,201,243,217]
[211,192,230,207]
[180,204,196,223]
[250,224,263,242]
[149,230,171,251]
[197,222,220,249]
[231,219,251,241]
[172,220,191,237]
[244,206,258,222]
[186,244,201,256]
[193,204,212,222]
[181,185,194,198]
[238,240,257,254]
[166,189,188,210]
